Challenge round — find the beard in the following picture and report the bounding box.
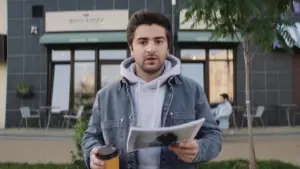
[140,61,165,75]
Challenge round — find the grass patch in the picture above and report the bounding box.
[0,159,299,169]
[200,159,300,169]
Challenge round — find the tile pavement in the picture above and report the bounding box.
[0,127,299,165]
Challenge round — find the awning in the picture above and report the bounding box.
[39,31,127,44]
[177,31,241,43]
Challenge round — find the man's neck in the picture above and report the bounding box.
[135,66,164,82]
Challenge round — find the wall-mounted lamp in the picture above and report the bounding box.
[31,25,38,35]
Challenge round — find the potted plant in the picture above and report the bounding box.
[16,81,33,99]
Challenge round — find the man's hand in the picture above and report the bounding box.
[168,139,199,163]
[90,147,104,169]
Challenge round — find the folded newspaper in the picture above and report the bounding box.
[126,118,205,153]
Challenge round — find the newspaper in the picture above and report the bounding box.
[126,118,205,153]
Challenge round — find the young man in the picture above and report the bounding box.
[211,93,233,130]
[82,10,222,169]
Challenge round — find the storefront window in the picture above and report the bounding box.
[209,49,233,60]
[74,62,95,111]
[50,48,127,110]
[51,65,71,112]
[99,49,126,87]
[209,49,234,103]
[181,49,206,60]
[74,50,95,111]
[181,63,205,88]
[99,49,127,60]
[75,50,95,61]
[51,50,71,113]
[52,50,71,61]
[101,65,121,87]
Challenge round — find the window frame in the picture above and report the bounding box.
[179,43,237,104]
[47,43,129,110]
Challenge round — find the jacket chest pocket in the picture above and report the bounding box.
[101,119,125,149]
[170,112,195,126]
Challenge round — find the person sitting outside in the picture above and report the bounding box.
[211,93,233,130]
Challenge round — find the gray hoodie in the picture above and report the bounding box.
[120,55,181,169]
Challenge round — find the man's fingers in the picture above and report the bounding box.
[178,140,197,149]
[168,146,197,163]
[90,162,104,169]
[169,146,198,156]
[180,155,195,163]
[91,147,100,154]
[91,154,104,166]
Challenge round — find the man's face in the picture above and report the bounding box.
[130,24,168,74]
[220,96,225,103]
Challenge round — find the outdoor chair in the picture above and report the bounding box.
[18,106,41,128]
[240,106,265,127]
[61,105,84,128]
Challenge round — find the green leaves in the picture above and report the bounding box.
[183,0,300,53]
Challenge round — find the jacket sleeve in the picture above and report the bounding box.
[193,83,222,163]
[215,103,233,119]
[82,91,105,169]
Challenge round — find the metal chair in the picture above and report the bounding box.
[240,106,265,127]
[62,105,84,128]
[19,106,41,128]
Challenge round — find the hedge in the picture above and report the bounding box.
[0,159,299,169]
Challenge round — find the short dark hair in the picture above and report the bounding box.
[220,93,229,100]
[126,9,172,49]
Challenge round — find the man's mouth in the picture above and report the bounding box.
[144,57,158,65]
[146,58,156,60]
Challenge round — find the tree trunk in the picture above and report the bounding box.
[242,36,257,169]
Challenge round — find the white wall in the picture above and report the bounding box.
[0,0,7,34]
[0,63,7,129]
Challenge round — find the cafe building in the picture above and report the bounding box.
[4,0,300,128]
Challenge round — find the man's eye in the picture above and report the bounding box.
[156,40,163,44]
[139,41,147,45]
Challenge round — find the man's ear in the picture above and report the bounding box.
[129,46,133,56]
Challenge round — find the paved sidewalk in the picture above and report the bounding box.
[1,126,300,138]
[0,127,299,165]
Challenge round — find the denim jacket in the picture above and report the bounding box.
[82,75,222,169]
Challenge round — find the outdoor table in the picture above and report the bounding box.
[278,104,297,127]
[39,106,60,130]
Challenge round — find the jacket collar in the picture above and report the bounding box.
[118,75,181,91]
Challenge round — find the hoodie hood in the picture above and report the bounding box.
[120,55,181,88]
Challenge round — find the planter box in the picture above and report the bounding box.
[17,90,34,99]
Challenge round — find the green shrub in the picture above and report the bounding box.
[70,114,89,168]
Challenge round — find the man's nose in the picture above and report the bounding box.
[145,41,157,53]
